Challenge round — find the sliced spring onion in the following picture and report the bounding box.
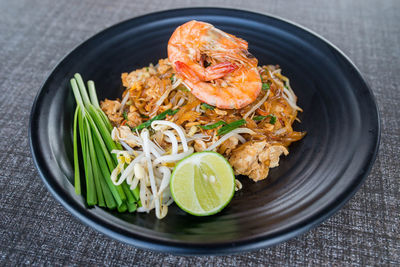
[217,119,247,136]
[98,170,117,209]
[71,73,138,212]
[86,123,105,207]
[253,114,277,124]
[134,109,179,131]
[93,137,124,207]
[88,80,100,109]
[200,103,215,110]
[199,121,227,130]
[73,106,81,195]
[123,111,128,120]
[118,202,128,212]
[270,115,277,124]
[262,82,270,91]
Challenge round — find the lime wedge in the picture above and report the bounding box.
[170,151,235,216]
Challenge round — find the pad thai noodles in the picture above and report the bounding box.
[96,21,305,219]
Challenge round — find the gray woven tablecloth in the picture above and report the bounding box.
[1,0,399,265]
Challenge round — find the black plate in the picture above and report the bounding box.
[29,8,380,255]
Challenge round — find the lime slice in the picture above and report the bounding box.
[170,151,235,216]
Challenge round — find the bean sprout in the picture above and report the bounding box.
[243,90,270,119]
[119,91,130,112]
[153,147,194,165]
[206,128,255,151]
[163,131,178,155]
[110,118,248,219]
[151,120,188,152]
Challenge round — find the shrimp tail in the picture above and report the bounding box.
[175,61,237,83]
[175,61,201,82]
[204,62,237,81]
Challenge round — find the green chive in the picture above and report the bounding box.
[126,202,137,213]
[80,117,96,206]
[201,103,215,110]
[123,111,128,120]
[131,186,140,201]
[262,82,270,91]
[98,171,117,209]
[134,109,179,131]
[199,121,227,130]
[253,114,277,124]
[72,74,146,212]
[71,74,127,209]
[87,80,100,109]
[70,79,85,112]
[117,202,128,212]
[93,137,124,207]
[74,74,91,108]
[178,84,189,92]
[87,124,105,207]
[121,182,136,204]
[253,115,266,121]
[269,115,277,124]
[73,106,81,195]
[87,105,118,152]
[85,110,115,171]
[217,119,247,136]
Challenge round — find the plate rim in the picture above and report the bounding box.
[29,7,381,255]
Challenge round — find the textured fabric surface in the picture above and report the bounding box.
[0,0,399,266]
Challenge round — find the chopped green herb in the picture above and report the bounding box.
[253,115,267,121]
[253,114,277,124]
[146,67,149,71]
[199,121,227,130]
[170,74,175,82]
[269,115,277,124]
[217,119,246,136]
[123,111,128,120]
[178,84,190,92]
[134,109,179,131]
[201,103,215,110]
[139,114,149,119]
[262,82,270,91]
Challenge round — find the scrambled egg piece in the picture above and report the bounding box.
[229,141,288,182]
[218,136,239,156]
[126,105,142,128]
[115,126,139,148]
[100,99,123,125]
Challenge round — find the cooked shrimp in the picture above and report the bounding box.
[168,20,261,109]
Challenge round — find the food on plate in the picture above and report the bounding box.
[170,151,235,216]
[71,74,138,212]
[168,20,261,109]
[71,20,305,219]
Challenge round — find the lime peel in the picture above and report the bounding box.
[170,151,235,216]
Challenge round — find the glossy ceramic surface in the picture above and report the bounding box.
[29,8,380,254]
